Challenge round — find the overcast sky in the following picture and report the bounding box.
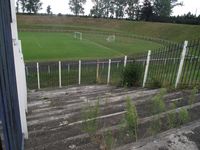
[19,0,200,16]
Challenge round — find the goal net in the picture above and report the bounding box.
[74,32,82,40]
[106,35,115,42]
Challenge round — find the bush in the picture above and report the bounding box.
[167,103,177,128]
[189,87,198,108]
[82,100,100,135]
[151,88,166,114]
[121,63,143,87]
[178,108,189,126]
[125,97,138,141]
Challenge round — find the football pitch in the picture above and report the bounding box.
[19,32,163,62]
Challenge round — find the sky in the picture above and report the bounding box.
[18,0,200,16]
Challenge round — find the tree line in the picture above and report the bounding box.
[16,0,200,25]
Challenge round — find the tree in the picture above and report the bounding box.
[26,0,43,14]
[69,0,86,16]
[46,5,52,15]
[19,0,27,13]
[90,0,115,18]
[16,0,20,13]
[114,0,127,19]
[153,0,182,17]
[126,0,140,20]
[141,0,153,21]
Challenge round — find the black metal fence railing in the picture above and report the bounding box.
[25,39,200,90]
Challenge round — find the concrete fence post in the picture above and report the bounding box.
[48,65,50,74]
[107,59,111,84]
[124,56,127,67]
[175,41,188,88]
[68,64,70,72]
[143,50,151,87]
[26,66,29,76]
[59,61,62,88]
[37,62,40,89]
[96,60,99,82]
[79,60,81,85]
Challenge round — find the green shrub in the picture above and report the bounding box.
[178,108,189,126]
[125,97,138,141]
[149,77,162,89]
[189,87,198,108]
[121,63,143,87]
[150,116,162,135]
[167,103,177,128]
[151,88,167,114]
[82,100,100,135]
[101,131,115,150]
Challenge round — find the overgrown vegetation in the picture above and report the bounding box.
[82,100,100,135]
[167,103,177,128]
[189,87,198,108]
[151,88,166,114]
[178,108,190,126]
[121,63,143,87]
[150,88,166,135]
[124,97,138,141]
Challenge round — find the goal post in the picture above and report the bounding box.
[106,35,116,42]
[74,32,82,40]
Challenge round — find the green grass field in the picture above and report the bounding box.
[20,32,163,62]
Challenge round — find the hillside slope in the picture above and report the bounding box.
[17,15,200,42]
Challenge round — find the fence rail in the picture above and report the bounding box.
[25,39,200,90]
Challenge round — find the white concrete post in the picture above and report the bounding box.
[79,60,81,85]
[124,56,127,67]
[107,59,111,84]
[96,61,99,81]
[26,66,29,76]
[68,64,70,72]
[48,65,50,74]
[143,50,151,87]
[59,61,62,88]
[175,41,188,88]
[37,62,40,90]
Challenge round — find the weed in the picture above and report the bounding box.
[178,108,189,126]
[149,88,167,135]
[150,115,162,136]
[167,103,177,128]
[189,87,198,108]
[121,63,143,87]
[124,97,138,141]
[151,88,166,115]
[82,100,100,135]
[101,130,115,150]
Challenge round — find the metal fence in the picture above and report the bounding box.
[25,39,200,90]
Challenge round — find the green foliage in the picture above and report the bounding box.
[150,116,162,135]
[189,87,198,107]
[124,97,138,141]
[69,0,86,16]
[82,100,100,135]
[178,108,189,126]
[167,103,177,128]
[149,77,162,89]
[121,63,143,87]
[151,88,166,114]
[101,131,115,150]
